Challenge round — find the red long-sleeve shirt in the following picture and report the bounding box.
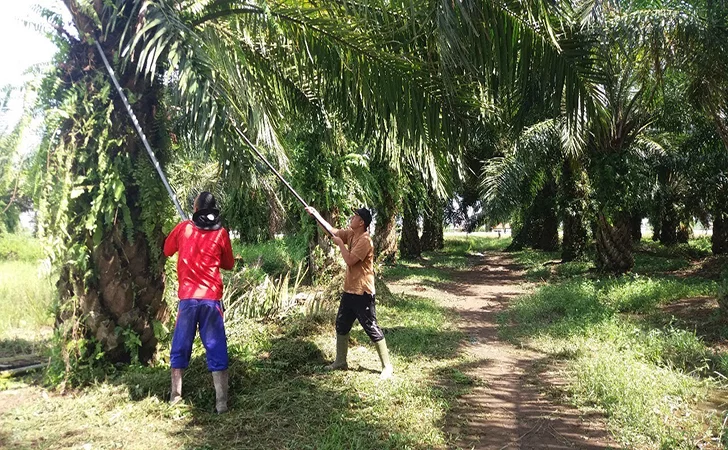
[163,220,235,300]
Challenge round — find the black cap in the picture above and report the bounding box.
[192,191,221,230]
[192,207,221,230]
[352,207,372,227]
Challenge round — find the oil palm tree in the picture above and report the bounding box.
[39,0,603,363]
[481,117,587,258]
[40,0,471,363]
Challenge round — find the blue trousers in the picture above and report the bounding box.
[170,299,228,371]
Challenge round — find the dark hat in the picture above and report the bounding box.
[352,207,372,227]
[192,207,222,230]
[192,191,221,230]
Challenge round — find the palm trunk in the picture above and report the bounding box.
[399,196,421,259]
[508,178,559,251]
[370,157,401,263]
[630,213,642,242]
[264,185,284,240]
[560,159,588,261]
[677,223,690,244]
[712,214,728,255]
[421,193,445,252]
[532,177,559,251]
[659,203,679,246]
[595,212,634,273]
[374,207,398,263]
[373,189,398,264]
[538,208,559,251]
[51,4,169,364]
[562,214,588,261]
[308,209,336,281]
[650,217,661,242]
[507,212,536,251]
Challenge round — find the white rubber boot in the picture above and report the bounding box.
[170,368,183,404]
[212,370,229,413]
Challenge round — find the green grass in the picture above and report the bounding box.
[381,232,512,284]
[232,235,308,277]
[0,233,44,262]
[501,258,727,448]
[637,239,712,260]
[439,232,513,254]
[4,232,727,449]
[380,260,454,284]
[566,325,712,449]
[1,281,470,449]
[629,239,716,275]
[0,261,55,358]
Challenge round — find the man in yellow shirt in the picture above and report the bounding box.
[305,206,394,379]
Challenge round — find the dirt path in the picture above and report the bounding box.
[389,253,618,449]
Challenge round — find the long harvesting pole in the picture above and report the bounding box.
[93,40,187,221]
[95,38,331,236]
[231,126,334,237]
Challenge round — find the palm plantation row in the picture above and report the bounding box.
[1,0,727,367]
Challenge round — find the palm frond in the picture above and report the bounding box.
[480,118,560,220]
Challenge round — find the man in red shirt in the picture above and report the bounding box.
[164,191,235,413]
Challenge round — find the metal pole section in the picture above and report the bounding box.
[93,40,187,221]
[232,126,308,207]
[232,126,334,236]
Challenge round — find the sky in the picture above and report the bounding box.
[0,0,60,89]
[0,0,67,157]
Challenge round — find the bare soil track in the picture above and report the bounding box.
[389,252,619,450]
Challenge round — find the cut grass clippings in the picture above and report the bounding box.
[1,288,469,450]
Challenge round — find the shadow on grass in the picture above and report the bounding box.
[499,239,715,281]
[633,253,692,274]
[106,309,468,449]
[381,235,515,283]
[381,261,454,284]
[378,326,462,358]
[120,335,328,405]
[0,430,18,450]
[3,234,523,450]
[113,357,440,449]
[497,280,613,341]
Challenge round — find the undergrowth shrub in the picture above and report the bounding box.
[224,261,307,322]
[232,235,308,277]
[718,268,728,319]
[603,276,716,312]
[571,340,706,448]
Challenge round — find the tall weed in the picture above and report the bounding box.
[224,261,307,324]
[505,275,724,448]
[0,261,54,336]
[0,233,44,262]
